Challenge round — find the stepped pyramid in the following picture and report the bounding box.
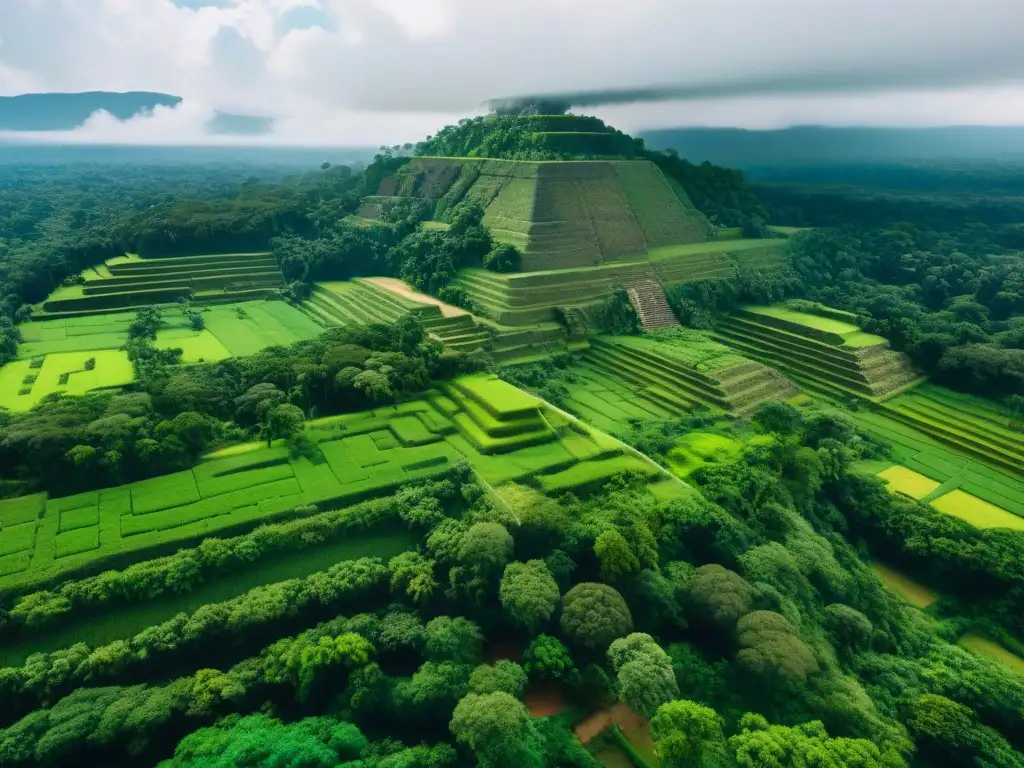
[713,305,922,400]
[627,280,679,329]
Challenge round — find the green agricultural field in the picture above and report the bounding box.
[667,432,747,476]
[1,300,322,410]
[883,384,1024,478]
[853,409,1024,517]
[740,304,877,343]
[930,490,1024,531]
[877,466,941,500]
[0,377,675,591]
[646,238,789,261]
[0,350,134,412]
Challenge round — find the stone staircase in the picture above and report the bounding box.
[626,280,679,330]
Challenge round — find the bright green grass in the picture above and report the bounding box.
[0,527,416,667]
[58,505,100,532]
[667,432,746,477]
[54,526,100,558]
[646,238,788,261]
[931,490,1024,531]
[155,330,232,363]
[3,301,321,409]
[131,471,201,515]
[877,466,940,499]
[538,455,657,493]
[17,332,129,358]
[0,524,37,557]
[0,350,134,411]
[0,494,45,528]
[743,305,863,336]
[453,374,541,418]
[0,425,458,591]
[201,441,272,460]
[853,410,1024,515]
[872,561,938,608]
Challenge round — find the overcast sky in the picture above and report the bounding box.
[1,0,1023,145]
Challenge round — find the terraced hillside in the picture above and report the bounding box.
[881,384,1024,479]
[303,279,570,362]
[38,252,283,316]
[451,239,789,326]
[0,375,684,594]
[368,158,709,270]
[300,280,419,329]
[714,305,921,400]
[582,334,797,417]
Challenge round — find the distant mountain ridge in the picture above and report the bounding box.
[639,125,1024,166]
[0,91,181,130]
[0,91,273,135]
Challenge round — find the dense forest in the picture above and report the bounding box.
[1,401,1022,767]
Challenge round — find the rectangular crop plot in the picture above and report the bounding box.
[454,374,540,419]
[0,494,45,528]
[345,435,389,468]
[291,458,342,496]
[958,633,1024,676]
[538,455,656,493]
[320,441,370,485]
[877,466,941,500]
[121,477,302,537]
[390,415,439,446]
[59,506,101,533]
[131,470,200,515]
[0,523,37,557]
[931,490,1024,531]
[0,552,31,578]
[54,527,100,559]
[154,330,232,363]
[99,488,133,517]
[195,463,295,498]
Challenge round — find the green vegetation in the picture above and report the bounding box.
[853,408,1024,515]
[713,303,921,400]
[872,562,940,609]
[877,465,941,499]
[931,489,1024,531]
[1,300,323,409]
[449,240,788,328]
[2,112,1023,768]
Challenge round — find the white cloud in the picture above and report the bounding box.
[0,0,1022,144]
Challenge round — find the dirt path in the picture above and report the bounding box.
[524,683,568,717]
[575,703,658,764]
[365,277,468,318]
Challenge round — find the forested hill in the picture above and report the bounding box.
[640,125,1024,167]
[0,92,181,131]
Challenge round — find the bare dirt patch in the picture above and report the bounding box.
[365,277,468,318]
[524,682,568,717]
